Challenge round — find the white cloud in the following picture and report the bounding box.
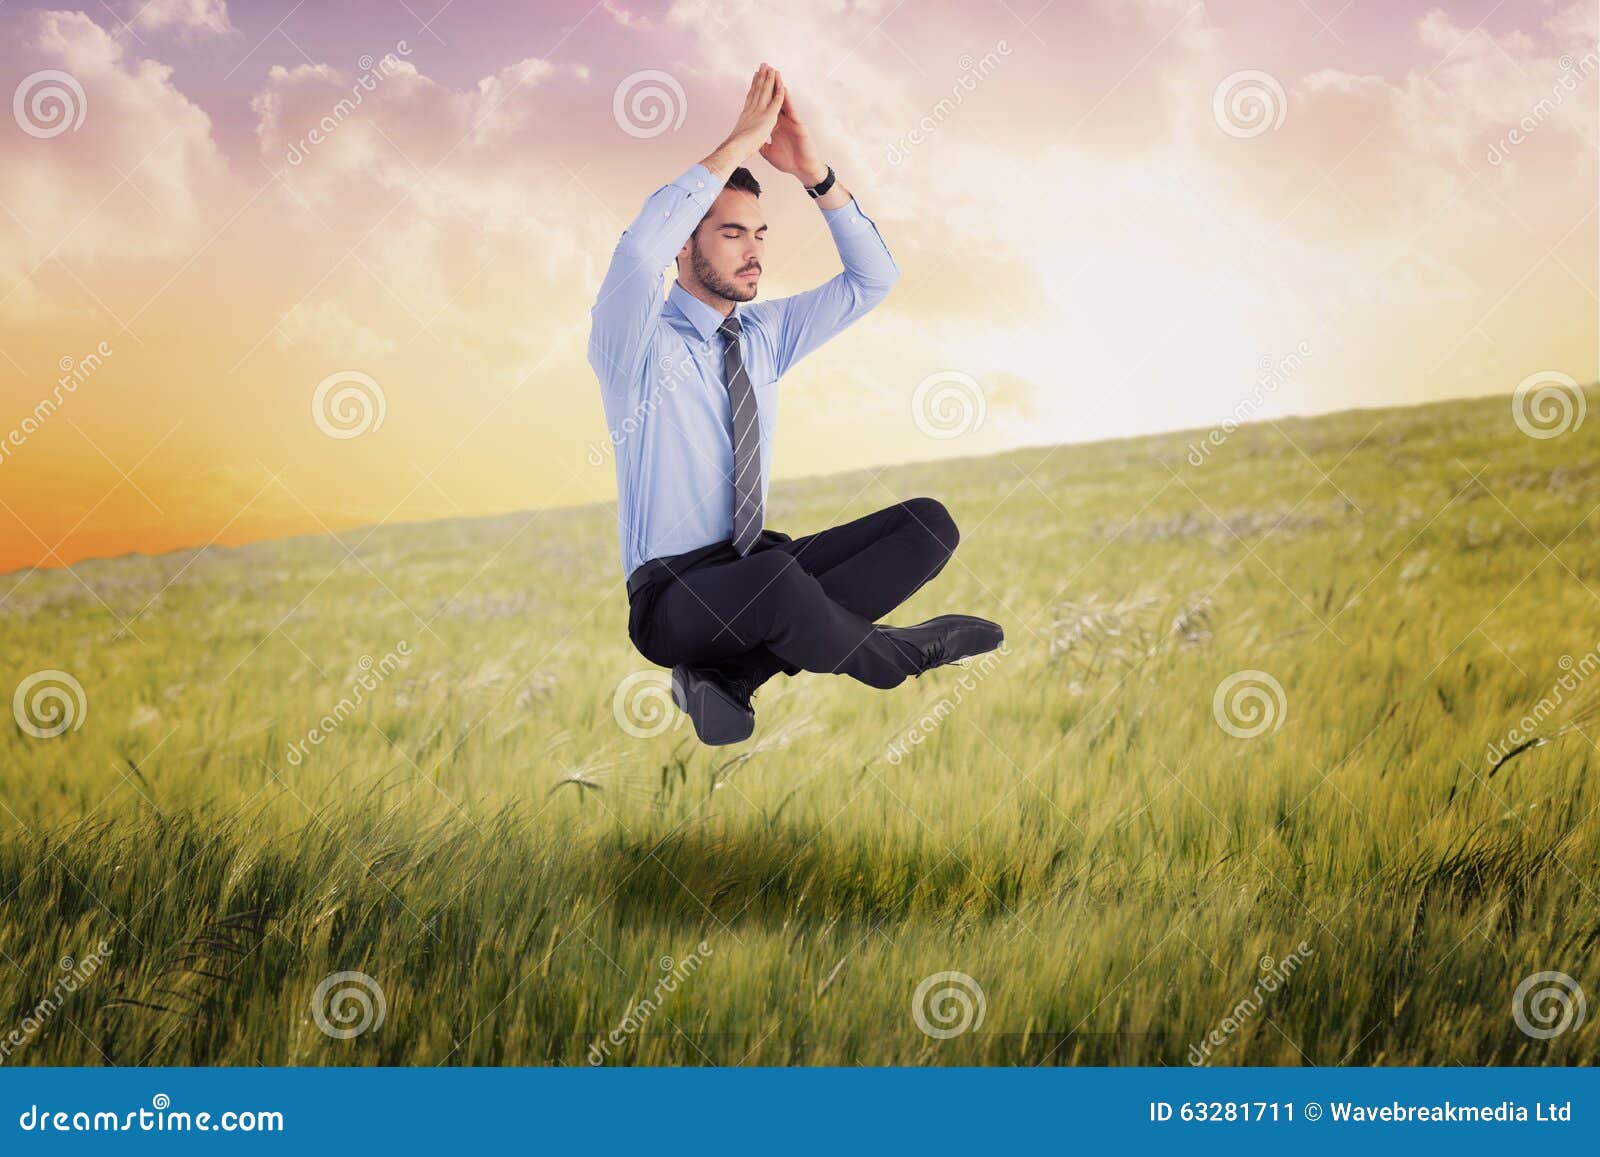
[273,299,396,360]
[130,0,235,39]
[601,0,651,30]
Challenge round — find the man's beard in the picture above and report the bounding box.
[691,237,758,303]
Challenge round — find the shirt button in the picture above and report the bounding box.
[663,210,670,218]
[696,180,704,188]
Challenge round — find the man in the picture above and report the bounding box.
[589,63,1003,746]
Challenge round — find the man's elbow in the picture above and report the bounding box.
[858,260,900,310]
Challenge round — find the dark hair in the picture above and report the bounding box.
[680,167,762,267]
[726,166,761,197]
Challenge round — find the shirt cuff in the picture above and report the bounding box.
[670,163,718,208]
[820,195,872,234]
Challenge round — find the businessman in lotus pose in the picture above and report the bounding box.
[589,64,1003,745]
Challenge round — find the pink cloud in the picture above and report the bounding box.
[0,10,231,319]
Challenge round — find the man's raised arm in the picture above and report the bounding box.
[752,88,902,381]
[588,66,787,393]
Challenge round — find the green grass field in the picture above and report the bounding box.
[4,388,1599,1066]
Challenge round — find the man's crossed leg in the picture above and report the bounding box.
[626,497,1004,744]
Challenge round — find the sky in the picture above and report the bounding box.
[0,0,1595,574]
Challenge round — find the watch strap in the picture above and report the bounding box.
[805,165,837,199]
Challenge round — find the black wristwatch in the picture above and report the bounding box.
[804,165,837,199]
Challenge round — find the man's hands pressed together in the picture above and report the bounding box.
[700,64,783,183]
[759,88,826,187]
[701,63,850,209]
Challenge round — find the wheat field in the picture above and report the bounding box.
[3,389,1598,1066]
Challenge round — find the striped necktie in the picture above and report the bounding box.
[718,312,763,555]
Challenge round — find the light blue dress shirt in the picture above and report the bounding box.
[588,162,901,579]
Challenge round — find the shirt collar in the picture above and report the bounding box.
[667,280,740,344]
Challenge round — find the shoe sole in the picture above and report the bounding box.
[670,667,755,746]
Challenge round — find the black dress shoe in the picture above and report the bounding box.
[882,615,1004,675]
[671,665,756,746]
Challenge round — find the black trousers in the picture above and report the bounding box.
[626,497,960,691]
